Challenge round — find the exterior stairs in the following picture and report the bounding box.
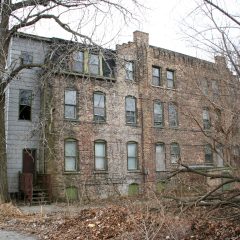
[31,187,51,205]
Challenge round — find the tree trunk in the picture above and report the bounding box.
[0,0,11,203]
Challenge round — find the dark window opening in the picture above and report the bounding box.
[19,90,32,120]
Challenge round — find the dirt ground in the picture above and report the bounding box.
[0,197,240,240]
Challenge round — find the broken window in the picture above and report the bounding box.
[154,101,163,127]
[168,103,178,127]
[125,61,134,80]
[72,51,84,72]
[156,143,166,171]
[89,54,99,75]
[64,90,77,119]
[125,96,137,124]
[152,67,161,86]
[21,51,33,65]
[94,92,106,122]
[65,139,77,171]
[127,142,138,170]
[167,70,174,88]
[170,142,180,164]
[95,140,107,170]
[203,107,211,130]
[19,90,32,120]
[205,144,213,164]
[103,57,115,78]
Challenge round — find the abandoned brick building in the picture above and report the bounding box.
[5,31,237,201]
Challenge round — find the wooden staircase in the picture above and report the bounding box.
[31,187,51,205]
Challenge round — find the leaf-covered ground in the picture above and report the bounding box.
[0,200,239,240]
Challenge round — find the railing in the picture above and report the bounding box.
[19,173,52,203]
[37,174,52,202]
[19,173,33,202]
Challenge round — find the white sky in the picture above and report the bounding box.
[22,0,210,59]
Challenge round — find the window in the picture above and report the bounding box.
[170,143,180,164]
[64,90,77,119]
[202,79,208,95]
[103,57,115,78]
[154,101,163,127]
[21,51,33,65]
[93,92,106,122]
[203,108,211,130]
[167,70,174,88]
[212,80,219,99]
[19,90,32,120]
[205,144,213,164]
[65,139,77,171]
[94,140,107,170]
[152,67,161,86]
[168,103,178,127]
[216,144,224,167]
[125,61,134,80]
[127,142,138,170]
[89,54,99,75]
[156,143,166,171]
[72,51,84,72]
[125,96,137,124]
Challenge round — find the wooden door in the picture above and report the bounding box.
[22,149,36,174]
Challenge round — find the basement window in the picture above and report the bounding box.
[19,90,32,120]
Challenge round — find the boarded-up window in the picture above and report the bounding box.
[125,61,134,80]
[65,139,77,171]
[128,183,139,196]
[94,92,106,122]
[66,186,78,202]
[72,51,84,72]
[89,54,99,75]
[167,70,174,88]
[95,140,107,170]
[152,67,161,86]
[154,101,163,127]
[170,143,180,164]
[19,90,32,120]
[169,103,178,127]
[126,96,136,124]
[64,90,77,119]
[156,143,165,171]
[127,142,138,170]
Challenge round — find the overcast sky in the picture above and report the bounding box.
[23,0,209,59]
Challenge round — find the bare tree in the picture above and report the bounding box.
[168,0,240,208]
[0,0,142,203]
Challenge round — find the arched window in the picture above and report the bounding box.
[168,102,178,127]
[170,142,180,164]
[64,139,77,171]
[94,140,107,170]
[93,92,106,122]
[125,96,137,124]
[127,141,138,170]
[154,101,164,127]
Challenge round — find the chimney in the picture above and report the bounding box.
[214,55,227,67]
[133,31,149,47]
